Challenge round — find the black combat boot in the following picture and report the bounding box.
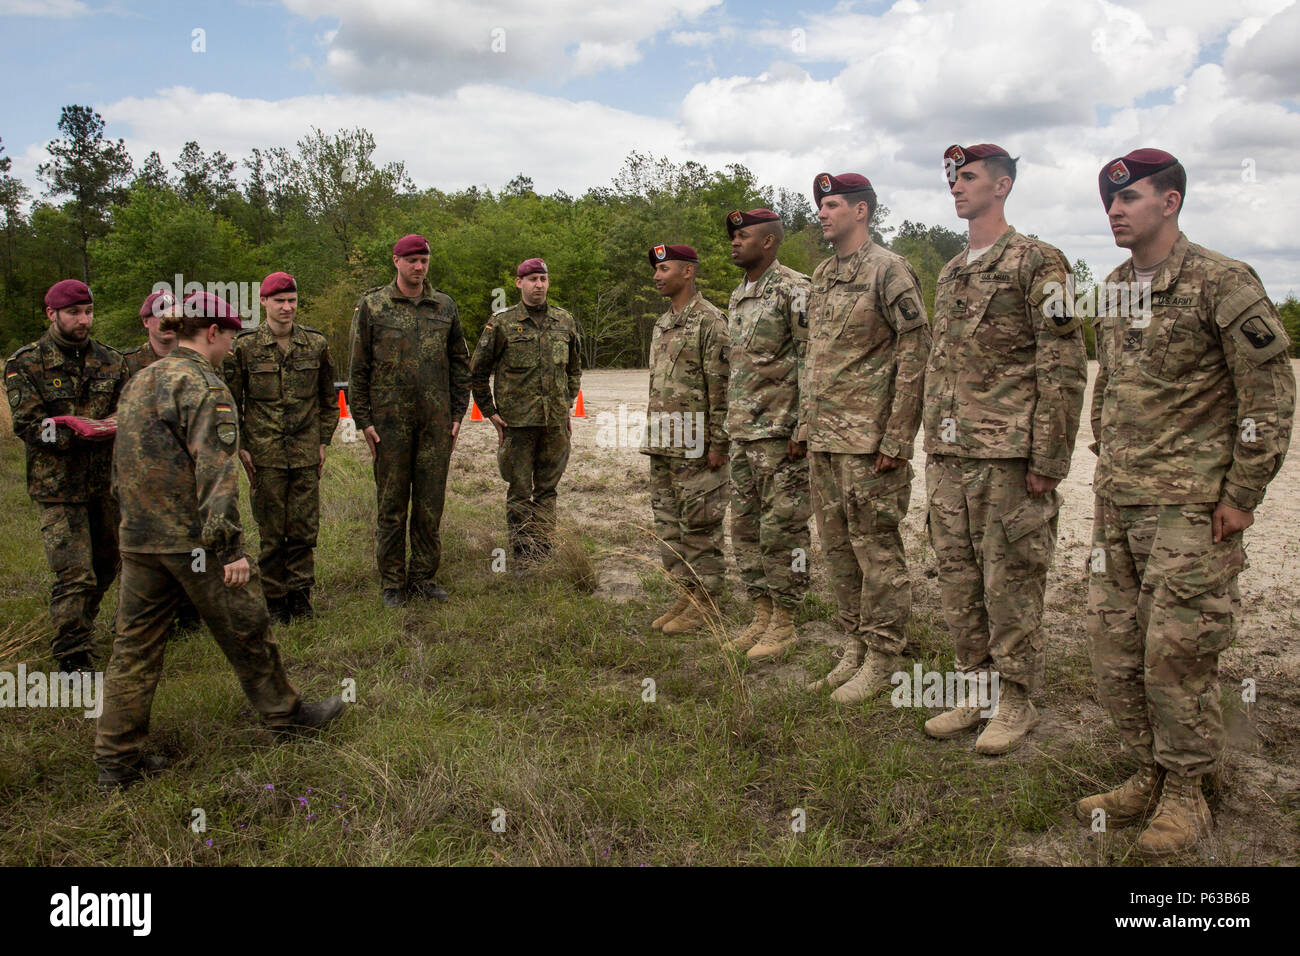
[97,754,172,792]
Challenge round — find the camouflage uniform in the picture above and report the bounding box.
[6,330,125,664]
[1089,232,1295,776]
[800,239,930,654]
[95,346,301,775]
[348,279,471,592]
[121,340,163,378]
[923,227,1086,693]
[470,300,581,560]
[224,322,338,600]
[642,291,731,597]
[727,260,812,609]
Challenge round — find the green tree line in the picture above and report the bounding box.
[4,106,1299,366]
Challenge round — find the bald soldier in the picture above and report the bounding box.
[922,144,1086,754]
[717,210,813,660]
[470,257,581,569]
[348,234,471,608]
[644,244,731,635]
[1077,149,1294,856]
[800,174,931,703]
[6,280,125,673]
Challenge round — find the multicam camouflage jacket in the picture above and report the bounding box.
[1092,232,1295,508]
[224,322,338,469]
[727,260,810,442]
[470,300,581,427]
[347,279,471,432]
[799,239,930,458]
[113,346,246,564]
[924,227,1087,478]
[643,291,731,458]
[6,330,125,502]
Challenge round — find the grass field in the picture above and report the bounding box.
[1,372,1297,866]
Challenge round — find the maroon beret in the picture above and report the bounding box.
[139,290,176,319]
[725,208,780,236]
[259,272,297,297]
[648,243,699,266]
[181,291,242,330]
[45,279,93,311]
[393,234,430,257]
[812,172,873,206]
[943,143,1012,183]
[516,257,548,278]
[1099,148,1180,208]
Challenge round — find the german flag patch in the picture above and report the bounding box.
[216,402,232,414]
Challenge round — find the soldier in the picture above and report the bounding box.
[122,290,179,377]
[921,144,1086,753]
[1077,148,1294,856]
[225,272,338,622]
[716,209,813,660]
[470,257,581,569]
[644,243,731,635]
[126,288,202,633]
[800,173,931,703]
[349,234,471,608]
[6,279,125,673]
[95,291,345,791]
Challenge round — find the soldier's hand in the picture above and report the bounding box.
[786,438,807,461]
[318,443,326,476]
[1025,471,1060,497]
[223,557,251,589]
[707,449,728,470]
[363,426,381,461]
[450,421,461,453]
[489,414,508,447]
[874,453,902,473]
[239,449,256,480]
[1213,502,1253,542]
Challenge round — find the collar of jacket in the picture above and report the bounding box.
[171,344,217,373]
[829,238,876,283]
[256,320,310,351]
[42,327,88,362]
[515,301,553,327]
[958,225,1018,275]
[735,260,781,300]
[665,290,704,327]
[387,278,438,306]
[1115,231,1189,294]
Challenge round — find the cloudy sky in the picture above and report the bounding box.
[3,0,1298,296]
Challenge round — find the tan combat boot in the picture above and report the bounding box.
[805,640,866,692]
[747,603,797,660]
[829,649,897,704]
[652,593,691,630]
[1136,772,1212,858]
[975,681,1038,755]
[1074,764,1163,828]
[923,703,985,739]
[662,590,720,635]
[724,595,772,652]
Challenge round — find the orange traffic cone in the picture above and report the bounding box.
[470,397,483,421]
[572,390,586,418]
[338,388,349,419]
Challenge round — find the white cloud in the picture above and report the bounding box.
[0,0,89,14]
[1224,0,1300,97]
[278,0,722,92]
[679,64,852,152]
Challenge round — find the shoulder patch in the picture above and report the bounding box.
[236,328,258,338]
[6,343,37,362]
[202,369,226,389]
[298,325,325,336]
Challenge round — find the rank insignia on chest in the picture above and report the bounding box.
[1122,329,1144,351]
[953,299,966,313]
